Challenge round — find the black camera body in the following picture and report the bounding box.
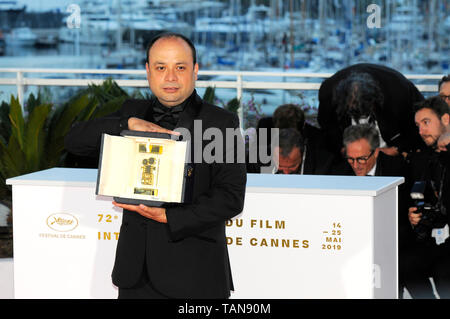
[410,181,446,242]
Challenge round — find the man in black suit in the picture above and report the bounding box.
[247,104,341,174]
[342,123,414,296]
[318,63,425,157]
[64,32,247,299]
[271,128,335,175]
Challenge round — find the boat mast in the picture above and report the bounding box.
[116,0,122,51]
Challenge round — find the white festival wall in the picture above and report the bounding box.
[7,168,402,299]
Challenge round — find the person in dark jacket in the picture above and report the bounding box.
[401,96,450,299]
[247,104,342,174]
[270,128,335,175]
[318,63,425,157]
[64,32,247,299]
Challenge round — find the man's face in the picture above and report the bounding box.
[439,81,450,107]
[345,138,378,176]
[275,146,302,174]
[415,108,448,147]
[146,37,198,107]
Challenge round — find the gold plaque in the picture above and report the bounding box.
[96,131,190,205]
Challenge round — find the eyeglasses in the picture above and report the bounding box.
[345,150,375,164]
[440,94,450,102]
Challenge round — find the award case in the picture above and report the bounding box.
[96,130,190,206]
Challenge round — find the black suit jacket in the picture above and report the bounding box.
[302,140,336,175]
[317,63,425,155]
[64,92,247,298]
[247,116,336,175]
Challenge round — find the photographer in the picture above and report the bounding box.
[401,96,450,298]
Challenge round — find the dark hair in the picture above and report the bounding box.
[145,32,197,65]
[438,75,450,91]
[278,128,305,157]
[413,95,450,118]
[333,72,384,122]
[343,124,380,151]
[273,104,305,132]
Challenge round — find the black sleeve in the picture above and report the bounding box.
[394,81,425,153]
[64,112,123,158]
[64,99,147,158]
[165,114,247,241]
[317,79,345,155]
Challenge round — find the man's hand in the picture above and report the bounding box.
[437,131,450,152]
[128,117,180,136]
[113,201,167,223]
[408,207,422,226]
[379,146,399,156]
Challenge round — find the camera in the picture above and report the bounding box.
[410,181,446,242]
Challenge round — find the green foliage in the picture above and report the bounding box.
[0,101,11,142]
[0,78,132,199]
[0,83,250,201]
[202,86,265,129]
[202,86,216,104]
[45,94,92,167]
[241,94,263,129]
[224,97,240,114]
[201,86,242,117]
[73,78,130,120]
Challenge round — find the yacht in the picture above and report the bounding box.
[59,1,117,45]
[5,27,37,46]
[0,0,24,12]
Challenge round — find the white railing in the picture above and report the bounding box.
[0,67,443,123]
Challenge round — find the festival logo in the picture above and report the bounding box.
[46,213,79,232]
